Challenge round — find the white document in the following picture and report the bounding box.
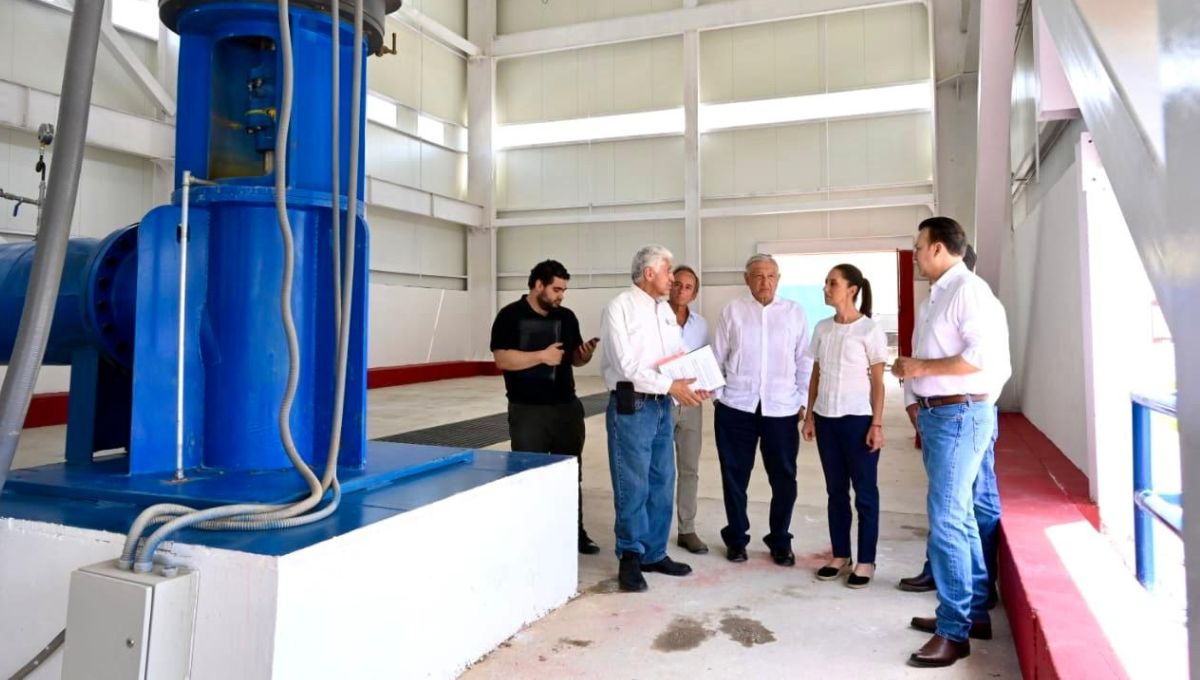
[658,345,726,392]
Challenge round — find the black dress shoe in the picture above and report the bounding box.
[726,545,748,562]
[907,634,970,668]
[910,616,992,640]
[770,549,795,567]
[578,531,600,555]
[898,572,937,592]
[618,552,648,592]
[640,556,693,576]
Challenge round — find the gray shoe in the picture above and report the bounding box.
[676,532,709,554]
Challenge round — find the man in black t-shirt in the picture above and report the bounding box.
[490,260,601,554]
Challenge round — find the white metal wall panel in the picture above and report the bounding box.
[370,23,422,108]
[826,204,928,238]
[0,131,158,239]
[542,145,582,206]
[418,143,467,199]
[776,124,826,192]
[404,0,468,38]
[701,114,929,199]
[498,0,684,34]
[3,1,163,118]
[371,20,467,126]
[497,220,684,276]
[496,36,682,124]
[368,207,467,279]
[700,206,929,270]
[420,39,468,125]
[497,137,683,209]
[366,126,421,188]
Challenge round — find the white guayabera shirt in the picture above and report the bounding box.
[713,294,813,418]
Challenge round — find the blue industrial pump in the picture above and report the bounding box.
[0,0,429,505]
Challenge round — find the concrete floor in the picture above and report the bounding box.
[12,373,1021,679]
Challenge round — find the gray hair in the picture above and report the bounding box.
[744,253,778,272]
[631,244,674,283]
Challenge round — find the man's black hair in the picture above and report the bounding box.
[528,260,570,290]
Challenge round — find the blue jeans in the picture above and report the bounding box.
[714,402,800,552]
[919,400,995,642]
[606,394,675,562]
[814,414,880,564]
[918,407,1002,592]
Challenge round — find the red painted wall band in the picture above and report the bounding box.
[24,361,502,428]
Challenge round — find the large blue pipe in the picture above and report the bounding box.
[0,226,137,367]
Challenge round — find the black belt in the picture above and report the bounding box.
[611,390,668,401]
[915,394,988,409]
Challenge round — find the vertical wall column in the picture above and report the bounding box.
[1160,1,1200,674]
[467,0,498,360]
[971,0,1017,289]
[682,7,701,279]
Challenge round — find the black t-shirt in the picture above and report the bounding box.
[490,297,583,405]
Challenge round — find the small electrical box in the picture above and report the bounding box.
[62,560,199,680]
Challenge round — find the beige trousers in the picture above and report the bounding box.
[672,402,703,534]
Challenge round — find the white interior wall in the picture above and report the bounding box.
[999,131,1089,474]
[495,4,934,297]
[0,1,162,118]
[498,137,685,209]
[701,5,929,102]
[497,35,683,123]
[498,0,684,34]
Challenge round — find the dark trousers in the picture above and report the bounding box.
[814,413,880,564]
[714,401,800,552]
[508,399,587,533]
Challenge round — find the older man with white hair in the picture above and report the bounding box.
[713,253,813,567]
[600,244,708,593]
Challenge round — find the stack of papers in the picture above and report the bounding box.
[658,345,725,392]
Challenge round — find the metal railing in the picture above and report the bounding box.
[1132,391,1182,588]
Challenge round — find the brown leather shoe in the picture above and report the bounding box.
[910,616,992,640]
[907,634,970,667]
[898,572,936,592]
[677,532,709,554]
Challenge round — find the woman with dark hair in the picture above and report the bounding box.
[802,264,888,588]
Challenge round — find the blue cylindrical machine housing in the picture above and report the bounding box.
[125,1,372,474]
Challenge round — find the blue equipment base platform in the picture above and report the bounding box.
[0,444,564,557]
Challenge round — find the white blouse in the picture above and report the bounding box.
[810,315,888,418]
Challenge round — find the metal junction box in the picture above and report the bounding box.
[62,560,199,680]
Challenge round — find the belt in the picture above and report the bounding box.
[611,390,668,401]
[915,394,988,409]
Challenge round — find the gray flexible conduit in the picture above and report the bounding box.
[0,0,104,495]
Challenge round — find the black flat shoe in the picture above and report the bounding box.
[640,556,693,576]
[816,560,852,581]
[726,545,748,562]
[847,574,871,588]
[847,564,874,588]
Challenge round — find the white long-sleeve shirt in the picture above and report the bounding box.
[713,294,813,417]
[679,309,709,352]
[903,262,1012,406]
[600,285,685,394]
[810,315,889,418]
